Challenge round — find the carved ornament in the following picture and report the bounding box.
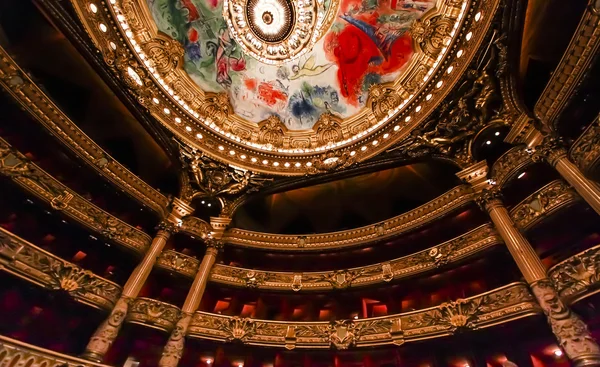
[549,244,600,303]
[0,227,121,310]
[187,282,540,348]
[126,298,182,332]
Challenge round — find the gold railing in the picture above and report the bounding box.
[0,335,112,367]
[188,282,540,349]
[570,116,600,175]
[0,137,151,253]
[126,297,181,332]
[490,145,534,187]
[509,180,581,230]
[534,0,600,126]
[549,243,600,304]
[0,227,121,310]
[0,45,170,217]
[223,185,476,251]
[209,224,501,291]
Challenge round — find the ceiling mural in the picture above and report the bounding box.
[147,0,435,130]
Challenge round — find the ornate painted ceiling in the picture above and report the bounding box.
[71,0,498,175]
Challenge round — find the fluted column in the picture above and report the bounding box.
[477,189,600,367]
[82,198,194,363]
[536,136,600,216]
[159,239,222,367]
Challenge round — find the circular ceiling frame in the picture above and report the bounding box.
[71,0,499,176]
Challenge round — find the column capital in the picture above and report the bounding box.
[534,135,569,166]
[456,161,490,192]
[156,220,180,235]
[210,216,232,239]
[475,187,504,212]
[205,238,225,255]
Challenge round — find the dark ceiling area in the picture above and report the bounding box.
[0,0,178,193]
[232,160,462,234]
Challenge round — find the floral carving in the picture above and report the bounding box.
[127,298,181,331]
[157,250,199,278]
[143,36,184,74]
[199,92,232,127]
[308,150,356,173]
[510,180,578,230]
[315,113,343,146]
[549,244,600,302]
[531,279,600,364]
[0,227,120,310]
[218,317,258,342]
[411,15,454,58]
[368,84,401,120]
[570,118,600,173]
[258,116,286,148]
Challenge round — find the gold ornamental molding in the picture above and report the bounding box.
[534,0,600,127]
[126,297,181,332]
[209,224,500,291]
[0,137,152,254]
[0,335,112,367]
[68,0,501,176]
[187,282,539,349]
[223,185,476,251]
[0,46,170,218]
[0,227,121,311]
[490,145,534,187]
[549,243,600,304]
[156,250,199,279]
[570,115,600,175]
[509,180,581,231]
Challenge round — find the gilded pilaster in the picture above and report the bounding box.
[477,189,600,367]
[535,136,600,216]
[159,240,223,367]
[82,199,193,362]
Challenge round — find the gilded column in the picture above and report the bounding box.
[82,198,194,362]
[536,136,600,216]
[159,239,223,367]
[477,189,600,367]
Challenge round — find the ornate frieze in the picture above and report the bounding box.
[490,145,534,187]
[0,138,151,253]
[0,46,170,217]
[534,3,600,127]
[570,117,600,175]
[223,185,476,250]
[157,250,200,278]
[509,180,580,230]
[179,217,213,241]
[0,227,121,310]
[209,224,500,291]
[0,335,112,367]
[187,282,539,348]
[549,244,600,303]
[126,298,181,332]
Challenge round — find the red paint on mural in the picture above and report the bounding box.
[180,0,200,20]
[325,0,414,105]
[244,78,257,91]
[258,82,287,107]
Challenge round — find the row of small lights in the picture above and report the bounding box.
[89,0,482,170]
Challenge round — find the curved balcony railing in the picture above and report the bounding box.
[126,297,181,332]
[209,224,501,291]
[570,116,600,176]
[0,227,121,310]
[0,137,151,253]
[490,145,534,187]
[549,244,600,304]
[0,335,111,367]
[188,282,540,349]
[157,250,200,278]
[0,43,170,217]
[509,180,581,230]
[223,185,476,251]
